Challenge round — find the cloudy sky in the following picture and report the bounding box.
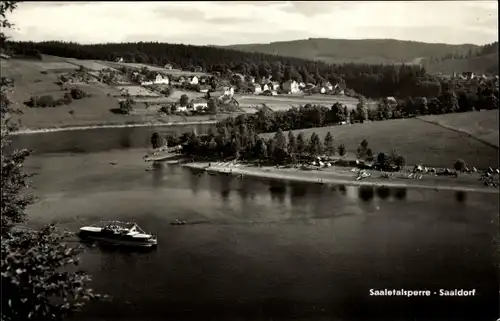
[6,1,498,46]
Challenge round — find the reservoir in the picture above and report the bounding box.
[15,127,500,321]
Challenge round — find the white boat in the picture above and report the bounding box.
[78,221,157,248]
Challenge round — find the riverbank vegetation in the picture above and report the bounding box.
[1,3,106,320]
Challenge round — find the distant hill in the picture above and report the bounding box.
[422,53,499,75]
[226,38,498,74]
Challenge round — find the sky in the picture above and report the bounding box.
[6,1,499,46]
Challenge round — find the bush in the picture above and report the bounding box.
[454,159,466,171]
[393,155,406,167]
[159,105,171,115]
[337,144,347,156]
[70,88,86,99]
[33,95,57,108]
[118,99,135,114]
[161,86,173,97]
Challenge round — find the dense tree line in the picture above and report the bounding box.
[477,41,498,57]
[160,124,406,171]
[8,41,432,98]
[203,84,498,136]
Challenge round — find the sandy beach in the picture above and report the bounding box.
[183,161,500,194]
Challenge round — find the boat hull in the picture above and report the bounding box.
[78,231,157,248]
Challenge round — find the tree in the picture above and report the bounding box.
[376,152,388,169]
[70,88,86,100]
[439,90,459,114]
[323,132,335,156]
[387,151,406,169]
[296,132,306,158]
[330,102,346,123]
[272,128,288,163]
[337,144,347,157]
[287,131,297,155]
[208,98,218,114]
[1,3,107,320]
[356,96,368,121]
[393,154,406,168]
[151,132,164,149]
[229,138,241,158]
[308,132,323,156]
[356,139,369,159]
[273,128,287,151]
[266,138,276,159]
[254,139,267,159]
[454,159,466,171]
[180,94,189,107]
[119,98,135,114]
[415,96,428,115]
[427,97,441,115]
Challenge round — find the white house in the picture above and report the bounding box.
[324,82,334,91]
[223,86,235,96]
[270,82,280,91]
[253,84,262,94]
[262,83,270,92]
[116,57,124,63]
[190,98,208,111]
[154,74,169,85]
[282,80,300,94]
[298,82,306,89]
[164,64,173,70]
[177,105,188,112]
[141,73,169,86]
[320,87,327,94]
[188,76,199,85]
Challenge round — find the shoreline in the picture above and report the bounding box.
[9,120,218,136]
[182,162,500,194]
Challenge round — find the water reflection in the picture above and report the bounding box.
[358,186,375,202]
[455,191,467,204]
[119,132,132,148]
[187,167,206,195]
[393,187,407,200]
[338,185,347,195]
[376,186,391,200]
[269,181,287,204]
[151,162,164,188]
[219,176,233,202]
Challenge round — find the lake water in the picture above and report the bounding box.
[13,127,500,320]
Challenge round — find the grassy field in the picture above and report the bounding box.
[65,58,119,72]
[261,112,499,169]
[115,85,160,97]
[418,110,499,148]
[235,94,368,110]
[107,62,209,77]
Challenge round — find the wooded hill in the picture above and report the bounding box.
[226,38,499,74]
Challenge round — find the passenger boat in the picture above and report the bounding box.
[78,221,158,248]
